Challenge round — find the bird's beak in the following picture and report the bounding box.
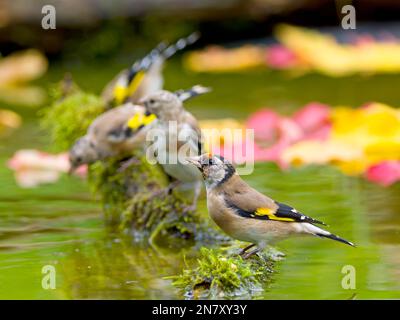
[137,98,146,107]
[186,156,202,169]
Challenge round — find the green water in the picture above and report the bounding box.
[1,61,400,299]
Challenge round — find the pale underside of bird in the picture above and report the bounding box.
[139,87,212,210]
[187,154,355,258]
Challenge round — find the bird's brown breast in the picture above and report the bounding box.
[206,176,299,244]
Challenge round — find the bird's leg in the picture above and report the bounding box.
[150,180,181,199]
[242,247,261,259]
[118,156,141,172]
[182,181,202,213]
[239,244,256,256]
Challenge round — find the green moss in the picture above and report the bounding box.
[168,247,275,299]
[87,152,207,243]
[40,85,105,151]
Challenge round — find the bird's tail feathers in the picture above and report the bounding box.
[175,85,211,102]
[126,42,167,83]
[301,223,355,247]
[126,32,200,82]
[161,32,200,60]
[317,233,355,247]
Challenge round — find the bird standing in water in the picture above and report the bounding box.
[187,153,355,258]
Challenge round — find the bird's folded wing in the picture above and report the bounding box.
[224,181,326,225]
[88,104,150,144]
[177,115,204,155]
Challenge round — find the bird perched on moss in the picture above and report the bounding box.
[101,32,200,108]
[69,86,210,172]
[139,86,211,210]
[187,153,355,258]
[68,103,152,172]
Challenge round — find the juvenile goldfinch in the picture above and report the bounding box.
[187,154,355,258]
[101,32,200,107]
[139,86,211,209]
[69,102,155,171]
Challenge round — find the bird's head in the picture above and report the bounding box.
[139,90,182,119]
[187,153,236,188]
[68,136,98,173]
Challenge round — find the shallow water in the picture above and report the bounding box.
[0,62,400,299]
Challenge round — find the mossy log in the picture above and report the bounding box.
[88,154,212,244]
[167,247,277,299]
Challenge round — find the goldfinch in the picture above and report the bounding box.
[139,86,211,209]
[187,153,355,258]
[101,32,200,107]
[69,102,153,171]
[69,86,209,172]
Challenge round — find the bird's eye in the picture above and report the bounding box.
[76,156,82,163]
[149,99,155,104]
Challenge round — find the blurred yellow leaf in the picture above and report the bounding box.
[332,103,400,163]
[282,140,363,167]
[184,45,265,72]
[0,109,22,130]
[0,49,48,107]
[0,86,46,107]
[0,49,48,85]
[276,24,400,76]
[284,103,400,175]
[200,118,244,151]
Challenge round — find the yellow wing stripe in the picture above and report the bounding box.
[126,71,145,97]
[113,71,146,104]
[255,207,295,222]
[127,113,157,130]
[113,85,128,105]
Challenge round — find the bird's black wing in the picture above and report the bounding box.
[227,200,327,225]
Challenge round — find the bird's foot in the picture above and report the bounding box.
[266,247,286,261]
[242,247,261,259]
[181,203,197,214]
[239,244,256,257]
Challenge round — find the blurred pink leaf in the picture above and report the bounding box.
[366,161,400,187]
[277,117,303,142]
[246,108,280,141]
[266,44,299,69]
[13,170,61,188]
[7,149,86,188]
[292,102,331,133]
[303,123,331,141]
